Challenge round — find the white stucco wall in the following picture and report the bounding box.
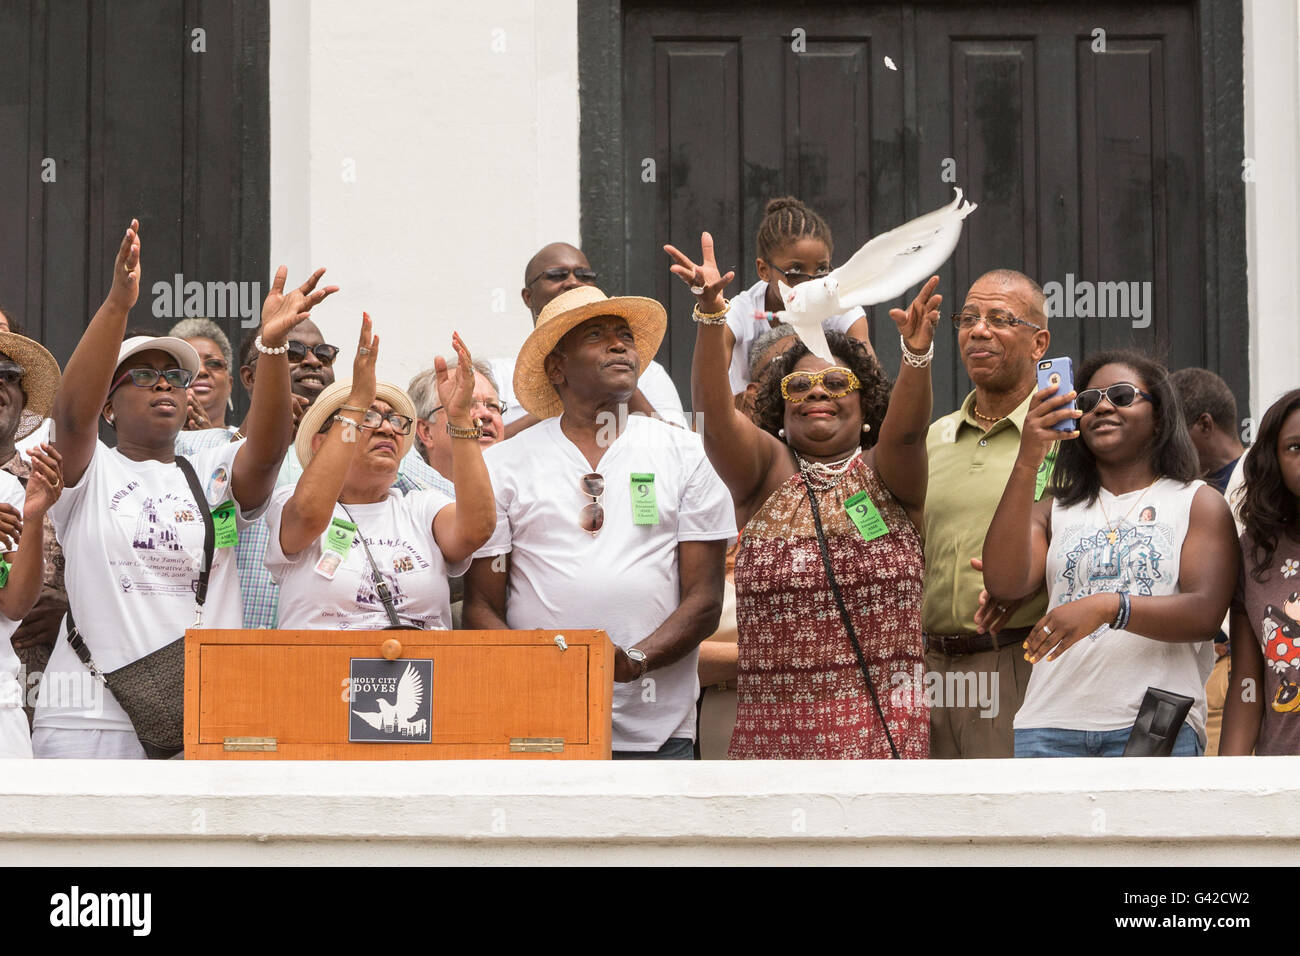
[1244,0,1300,424]
[269,0,580,392]
[5,758,1300,864]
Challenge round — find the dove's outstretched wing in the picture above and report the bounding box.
[352,710,384,730]
[830,188,978,309]
[776,279,836,364]
[395,663,425,723]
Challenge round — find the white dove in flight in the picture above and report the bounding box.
[760,187,978,362]
[353,663,425,733]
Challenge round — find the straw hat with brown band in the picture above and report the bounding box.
[0,331,62,441]
[295,379,419,469]
[512,286,667,420]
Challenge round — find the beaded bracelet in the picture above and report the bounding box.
[692,298,730,325]
[331,413,366,431]
[899,334,934,368]
[254,335,288,355]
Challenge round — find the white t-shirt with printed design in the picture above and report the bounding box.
[1013,478,1216,743]
[474,414,736,751]
[37,441,263,732]
[264,486,466,631]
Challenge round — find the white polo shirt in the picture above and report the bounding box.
[474,414,736,750]
[489,355,687,428]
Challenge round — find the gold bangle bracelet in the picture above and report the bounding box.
[692,298,730,324]
[446,421,483,439]
[339,404,367,414]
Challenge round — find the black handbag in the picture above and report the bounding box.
[338,503,422,631]
[1122,686,1196,756]
[65,456,214,760]
[804,481,900,759]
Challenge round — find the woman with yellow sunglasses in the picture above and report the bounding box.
[665,232,940,760]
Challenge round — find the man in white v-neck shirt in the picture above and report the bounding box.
[464,287,735,757]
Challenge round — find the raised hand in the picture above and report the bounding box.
[434,332,476,426]
[1019,381,1080,468]
[184,391,212,431]
[23,444,63,519]
[107,219,142,311]
[260,266,339,347]
[0,503,19,552]
[664,232,736,315]
[888,274,941,355]
[348,312,378,409]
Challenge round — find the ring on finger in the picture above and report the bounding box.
[1042,625,1053,636]
[690,285,705,295]
[358,347,372,356]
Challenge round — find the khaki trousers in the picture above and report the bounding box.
[926,642,1032,759]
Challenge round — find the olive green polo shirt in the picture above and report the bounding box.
[921,390,1053,635]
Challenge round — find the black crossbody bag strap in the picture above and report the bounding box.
[67,455,215,671]
[338,503,402,628]
[803,482,901,760]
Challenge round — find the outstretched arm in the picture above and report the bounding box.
[431,333,498,564]
[232,266,339,513]
[53,220,141,487]
[665,233,780,508]
[0,446,62,621]
[873,276,941,516]
[277,315,375,556]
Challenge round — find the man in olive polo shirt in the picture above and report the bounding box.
[924,269,1054,758]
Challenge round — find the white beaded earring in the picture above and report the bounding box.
[778,428,786,438]
[863,423,872,433]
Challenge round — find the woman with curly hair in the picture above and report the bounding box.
[1220,388,1300,754]
[664,232,938,759]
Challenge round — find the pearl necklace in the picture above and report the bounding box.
[796,448,863,490]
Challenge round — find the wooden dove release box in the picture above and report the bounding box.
[184,629,613,759]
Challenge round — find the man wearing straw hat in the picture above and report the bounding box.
[463,286,735,758]
[0,329,64,748]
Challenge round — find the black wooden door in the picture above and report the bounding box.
[0,0,269,417]
[586,0,1246,417]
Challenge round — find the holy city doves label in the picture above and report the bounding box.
[348,658,433,743]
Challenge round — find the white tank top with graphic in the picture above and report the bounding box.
[1014,477,1215,742]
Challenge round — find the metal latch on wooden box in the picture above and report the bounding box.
[509,737,564,753]
[224,736,277,752]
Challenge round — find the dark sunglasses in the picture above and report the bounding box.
[286,341,340,365]
[767,262,832,285]
[1076,383,1153,414]
[0,362,25,386]
[579,472,604,537]
[110,367,195,391]
[526,266,598,287]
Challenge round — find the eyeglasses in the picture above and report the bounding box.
[431,397,509,417]
[201,357,229,373]
[286,341,340,365]
[1076,383,1153,414]
[780,367,861,403]
[951,310,1044,332]
[110,367,195,392]
[767,262,832,285]
[579,472,605,537]
[0,361,24,385]
[359,409,414,434]
[526,266,598,287]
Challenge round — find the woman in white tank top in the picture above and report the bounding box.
[981,349,1238,757]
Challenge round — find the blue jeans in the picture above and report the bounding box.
[612,737,695,760]
[1014,723,1203,757]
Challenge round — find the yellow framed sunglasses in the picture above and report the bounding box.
[779,367,861,403]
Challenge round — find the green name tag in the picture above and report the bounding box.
[1035,444,1059,502]
[844,490,889,542]
[212,501,239,548]
[324,517,358,557]
[0,557,9,589]
[630,473,659,525]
